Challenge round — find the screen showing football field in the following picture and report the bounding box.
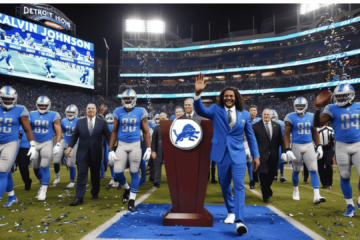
[0,13,94,89]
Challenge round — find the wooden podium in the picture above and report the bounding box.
[160,120,213,227]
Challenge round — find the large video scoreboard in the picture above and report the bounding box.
[0,13,94,89]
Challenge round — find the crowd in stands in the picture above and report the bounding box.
[122,32,360,74]
[1,79,119,118]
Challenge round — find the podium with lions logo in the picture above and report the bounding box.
[160,119,213,227]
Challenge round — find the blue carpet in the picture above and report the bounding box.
[98,204,312,239]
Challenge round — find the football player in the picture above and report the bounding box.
[314,84,360,217]
[29,96,62,200]
[246,105,262,189]
[11,32,23,44]
[284,97,325,204]
[0,48,14,72]
[42,58,56,78]
[0,86,36,207]
[80,67,90,84]
[103,113,118,188]
[108,89,152,212]
[71,46,79,59]
[60,105,80,188]
[0,27,6,41]
[24,33,35,48]
[85,51,93,62]
[271,110,287,183]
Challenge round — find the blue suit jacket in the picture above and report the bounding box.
[194,98,260,164]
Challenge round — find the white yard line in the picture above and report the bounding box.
[17,53,33,75]
[245,185,325,240]
[81,187,158,240]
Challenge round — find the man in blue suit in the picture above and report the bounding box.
[193,73,260,235]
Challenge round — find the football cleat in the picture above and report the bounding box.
[38,188,47,201]
[3,195,18,207]
[66,182,75,189]
[108,178,114,187]
[7,66,14,71]
[122,188,130,204]
[274,175,278,181]
[280,176,287,183]
[224,213,235,224]
[128,199,136,212]
[53,177,60,185]
[344,204,356,217]
[35,186,42,199]
[113,181,119,188]
[293,190,300,200]
[313,196,326,204]
[236,222,248,235]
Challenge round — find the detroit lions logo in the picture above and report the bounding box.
[173,124,200,145]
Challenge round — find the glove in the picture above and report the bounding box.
[245,148,251,159]
[281,153,287,163]
[285,148,296,161]
[143,148,152,162]
[315,144,323,160]
[53,142,61,155]
[27,141,37,161]
[108,151,117,166]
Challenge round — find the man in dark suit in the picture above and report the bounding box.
[178,98,203,122]
[252,108,286,203]
[151,112,167,188]
[66,103,111,206]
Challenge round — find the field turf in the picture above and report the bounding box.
[1,164,360,239]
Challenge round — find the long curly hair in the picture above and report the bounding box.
[216,87,244,112]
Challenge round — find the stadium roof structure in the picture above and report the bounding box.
[123,17,360,53]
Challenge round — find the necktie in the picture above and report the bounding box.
[265,122,271,139]
[227,110,233,129]
[187,115,191,119]
[89,119,93,135]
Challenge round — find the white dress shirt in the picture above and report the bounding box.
[186,111,194,118]
[263,120,272,139]
[87,116,96,127]
[225,105,237,129]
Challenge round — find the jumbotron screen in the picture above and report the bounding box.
[0,13,94,89]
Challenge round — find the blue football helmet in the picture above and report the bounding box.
[122,89,137,108]
[333,84,355,107]
[36,95,51,114]
[0,86,18,110]
[65,104,78,120]
[294,97,308,116]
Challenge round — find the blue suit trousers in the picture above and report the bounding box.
[217,148,246,223]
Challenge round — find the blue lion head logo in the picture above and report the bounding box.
[173,123,200,145]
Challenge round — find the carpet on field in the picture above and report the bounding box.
[97,204,312,239]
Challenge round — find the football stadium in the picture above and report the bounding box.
[1,3,360,240]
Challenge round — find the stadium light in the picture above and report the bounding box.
[147,20,165,33]
[300,3,332,14]
[126,19,145,32]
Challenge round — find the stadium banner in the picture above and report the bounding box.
[123,17,360,52]
[118,78,360,98]
[21,4,74,31]
[120,50,359,78]
[0,12,94,89]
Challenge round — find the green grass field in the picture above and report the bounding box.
[1,164,360,239]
